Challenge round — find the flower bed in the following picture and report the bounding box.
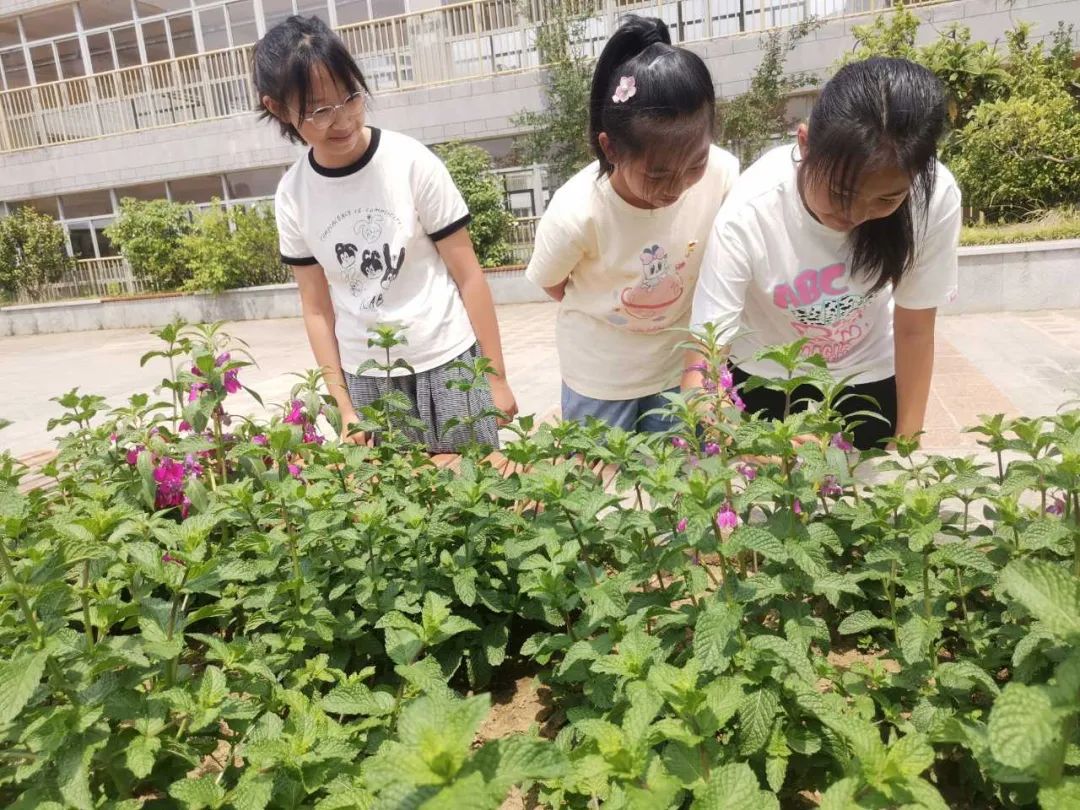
[1,323,1079,809]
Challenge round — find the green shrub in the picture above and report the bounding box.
[951,90,1080,217]
[104,198,193,290]
[434,142,515,268]
[960,208,1080,246]
[0,206,72,302]
[181,201,287,292]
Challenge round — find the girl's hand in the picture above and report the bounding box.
[491,378,519,426]
[340,411,368,445]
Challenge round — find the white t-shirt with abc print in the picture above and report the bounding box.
[526,145,739,400]
[691,145,961,384]
[275,127,475,376]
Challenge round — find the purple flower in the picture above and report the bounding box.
[109,432,118,443]
[284,400,305,426]
[738,463,757,481]
[715,503,739,530]
[703,441,721,457]
[153,457,187,511]
[183,453,204,477]
[162,552,184,566]
[719,367,734,391]
[730,391,746,411]
[215,352,230,367]
[287,462,302,479]
[223,368,241,395]
[676,518,688,533]
[702,378,718,393]
[125,446,143,466]
[793,499,803,515]
[671,437,689,450]
[830,433,855,452]
[302,423,324,445]
[251,433,268,446]
[178,420,192,432]
[1047,496,1066,516]
[188,382,209,402]
[820,475,842,497]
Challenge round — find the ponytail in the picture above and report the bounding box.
[588,15,715,175]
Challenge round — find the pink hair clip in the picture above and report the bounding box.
[612,76,637,104]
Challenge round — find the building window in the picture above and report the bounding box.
[20,6,79,42]
[226,0,259,45]
[29,43,60,84]
[142,19,172,63]
[56,37,87,79]
[169,174,224,204]
[24,197,62,219]
[169,13,199,58]
[1,49,31,90]
[115,182,169,202]
[198,6,230,50]
[112,25,142,68]
[78,0,135,30]
[334,0,371,25]
[263,0,296,31]
[225,167,284,200]
[296,1,332,23]
[60,190,114,219]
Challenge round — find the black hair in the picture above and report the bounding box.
[799,57,947,293]
[588,15,716,178]
[253,15,370,145]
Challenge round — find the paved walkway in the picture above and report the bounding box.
[2,304,1078,460]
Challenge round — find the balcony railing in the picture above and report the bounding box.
[0,0,912,154]
[8,257,155,304]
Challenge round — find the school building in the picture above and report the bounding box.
[0,0,1077,284]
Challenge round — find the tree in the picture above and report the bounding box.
[719,19,819,167]
[0,206,72,302]
[434,142,515,268]
[105,198,193,290]
[511,0,597,186]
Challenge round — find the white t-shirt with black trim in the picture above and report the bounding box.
[275,127,475,376]
[691,145,962,384]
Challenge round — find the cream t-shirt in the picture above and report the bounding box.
[691,145,961,383]
[526,146,739,400]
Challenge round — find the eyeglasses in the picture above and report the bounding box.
[297,90,365,130]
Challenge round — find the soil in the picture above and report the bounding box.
[475,673,560,744]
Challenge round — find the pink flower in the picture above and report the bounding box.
[612,75,637,103]
[223,369,241,395]
[703,378,718,393]
[178,420,192,432]
[153,457,187,511]
[730,391,746,411]
[676,518,688,533]
[1047,496,1066,516]
[830,433,855,452]
[738,463,757,481]
[715,503,739,530]
[719,367,734,391]
[671,437,689,450]
[287,462,302,479]
[284,400,305,425]
[162,552,184,566]
[703,442,721,457]
[251,434,268,446]
[215,352,230,367]
[188,382,209,402]
[109,432,118,443]
[820,475,842,497]
[793,499,803,515]
[125,446,143,466]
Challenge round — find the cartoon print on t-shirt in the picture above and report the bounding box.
[772,263,879,363]
[325,207,405,311]
[608,240,698,330]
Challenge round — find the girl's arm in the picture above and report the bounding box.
[292,265,366,443]
[893,304,938,443]
[437,228,519,424]
[543,280,568,302]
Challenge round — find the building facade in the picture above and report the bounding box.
[1,0,1077,263]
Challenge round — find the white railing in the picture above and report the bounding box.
[508,215,539,265]
[11,257,155,304]
[0,0,920,154]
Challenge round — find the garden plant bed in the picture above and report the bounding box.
[1,322,1079,809]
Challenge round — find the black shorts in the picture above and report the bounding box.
[731,365,897,450]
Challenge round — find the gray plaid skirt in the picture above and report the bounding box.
[343,342,499,452]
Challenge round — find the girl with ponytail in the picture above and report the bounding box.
[526,15,738,434]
